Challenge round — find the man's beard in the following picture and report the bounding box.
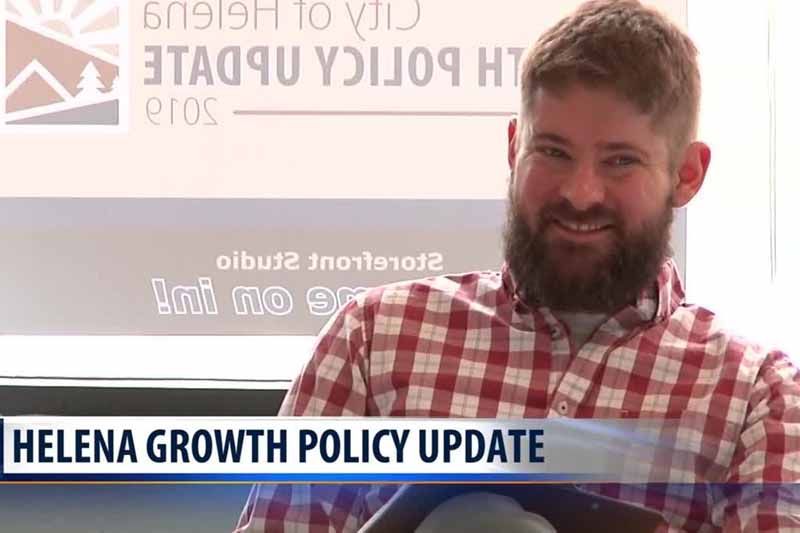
[503,191,674,314]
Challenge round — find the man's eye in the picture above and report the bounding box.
[537,147,569,159]
[606,155,639,166]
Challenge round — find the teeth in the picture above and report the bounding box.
[561,221,603,232]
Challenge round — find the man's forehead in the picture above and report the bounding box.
[520,86,669,154]
[527,82,644,111]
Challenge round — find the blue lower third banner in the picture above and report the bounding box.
[0,417,698,483]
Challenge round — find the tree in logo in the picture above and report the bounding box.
[77,61,104,99]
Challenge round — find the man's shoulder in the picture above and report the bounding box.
[671,302,794,372]
[341,270,503,321]
[363,270,502,302]
[321,271,504,343]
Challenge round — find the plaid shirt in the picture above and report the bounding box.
[234,259,800,532]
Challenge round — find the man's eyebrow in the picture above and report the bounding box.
[600,142,649,157]
[529,134,651,157]
[531,132,572,146]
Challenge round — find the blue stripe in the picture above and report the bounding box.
[0,473,601,483]
[0,418,4,480]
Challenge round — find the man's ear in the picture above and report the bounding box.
[508,116,518,171]
[672,141,711,208]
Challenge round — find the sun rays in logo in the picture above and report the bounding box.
[5,0,120,58]
[4,0,126,126]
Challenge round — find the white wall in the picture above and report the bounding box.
[686,0,798,357]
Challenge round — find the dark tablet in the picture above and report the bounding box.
[359,484,666,533]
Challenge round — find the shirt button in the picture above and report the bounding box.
[557,401,569,415]
[549,326,562,339]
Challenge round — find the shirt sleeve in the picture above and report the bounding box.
[712,349,800,530]
[279,297,372,417]
[233,297,389,533]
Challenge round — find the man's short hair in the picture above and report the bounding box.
[519,0,700,167]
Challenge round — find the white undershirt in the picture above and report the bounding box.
[552,311,608,348]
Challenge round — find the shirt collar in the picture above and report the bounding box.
[501,257,685,326]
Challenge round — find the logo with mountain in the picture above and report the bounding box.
[3,0,126,127]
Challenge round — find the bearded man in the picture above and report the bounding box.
[235,1,800,531]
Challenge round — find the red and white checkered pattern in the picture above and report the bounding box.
[234,259,800,532]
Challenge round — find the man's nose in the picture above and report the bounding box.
[558,163,605,211]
